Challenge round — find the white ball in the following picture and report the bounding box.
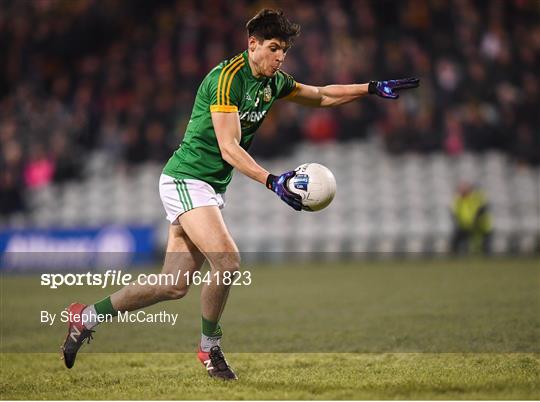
[287,163,337,211]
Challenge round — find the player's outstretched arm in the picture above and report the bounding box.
[286,78,419,107]
[211,112,301,211]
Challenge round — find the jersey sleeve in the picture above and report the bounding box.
[277,71,300,99]
[208,57,245,113]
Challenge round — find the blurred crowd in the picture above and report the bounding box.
[1,0,539,216]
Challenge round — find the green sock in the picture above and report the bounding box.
[202,316,222,337]
[94,296,118,317]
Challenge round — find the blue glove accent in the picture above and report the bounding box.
[368,77,420,99]
[266,171,303,211]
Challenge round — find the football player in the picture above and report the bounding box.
[62,8,419,380]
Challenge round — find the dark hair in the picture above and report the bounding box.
[246,9,300,47]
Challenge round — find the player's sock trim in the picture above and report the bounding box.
[174,179,188,211]
[200,334,222,352]
[94,296,118,317]
[179,180,193,210]
[82,305,99,329]
[202,316,222,337]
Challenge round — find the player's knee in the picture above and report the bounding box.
[220,251,241,273]
[161,284,189,300]
[230,251,241,272]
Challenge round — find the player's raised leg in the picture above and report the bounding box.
[61,223,205,368]
[178,205,239,380]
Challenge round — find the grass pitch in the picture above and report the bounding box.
[1,258,539,399]
[2,353,538,400]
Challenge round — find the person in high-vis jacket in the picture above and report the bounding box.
[451,182,493,254]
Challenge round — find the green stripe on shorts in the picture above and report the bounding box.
[174,179,188,211]
[179,180,194,210]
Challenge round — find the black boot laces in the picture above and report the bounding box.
[209,346,229,371]
[80,329,95,345]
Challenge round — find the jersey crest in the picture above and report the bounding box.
[263,85,272,102]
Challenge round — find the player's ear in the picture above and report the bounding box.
[248,36,258,52]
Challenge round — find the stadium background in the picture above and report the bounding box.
[1,1,539,399]
[1,0,539,259]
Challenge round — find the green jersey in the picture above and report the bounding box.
[162,50,298,193]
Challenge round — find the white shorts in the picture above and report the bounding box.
[159,174,225,224]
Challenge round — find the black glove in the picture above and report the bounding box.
[368,77,420,99]
[266,171,303,211]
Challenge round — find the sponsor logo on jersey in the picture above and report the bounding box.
[293,174,309,191]
[239,110,266,123]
